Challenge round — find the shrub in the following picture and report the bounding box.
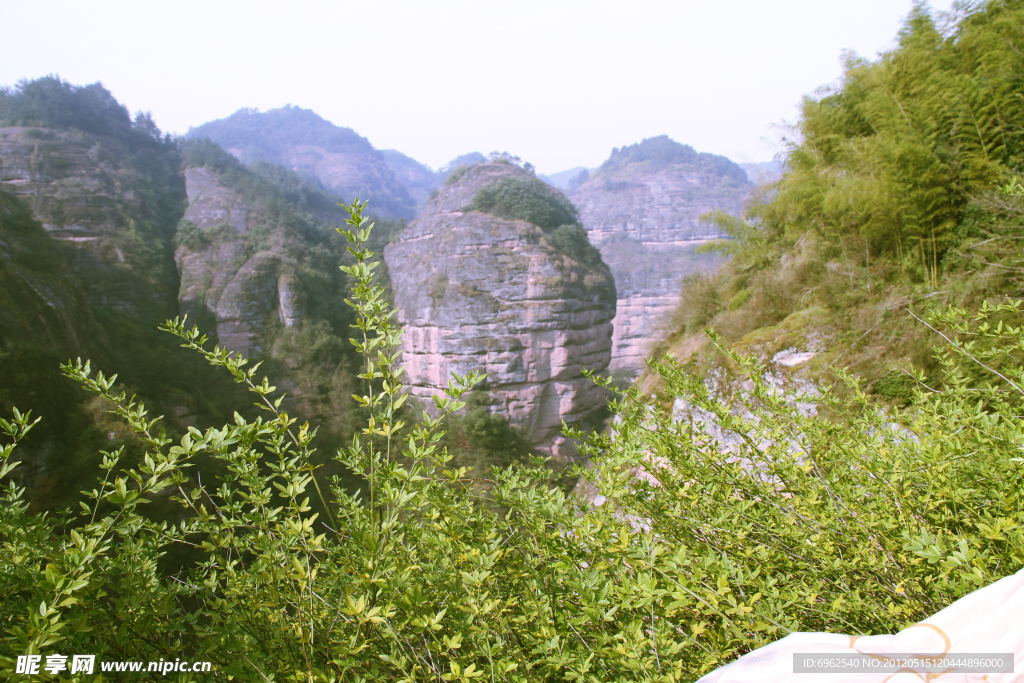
[569,300,1024,674]
[444,164,470,186]
[544,223,602,267]
[464,176,579,230]
[670,272,724,335]
[3,194,1024,681]
[726,288,750,311]
[0,200,681,682]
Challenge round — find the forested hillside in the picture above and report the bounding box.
[0,80,380,509]
[657,0,1024,399]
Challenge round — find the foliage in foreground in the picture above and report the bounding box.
[0,201,1022,682]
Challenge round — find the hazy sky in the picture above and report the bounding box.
[4,0,956,174]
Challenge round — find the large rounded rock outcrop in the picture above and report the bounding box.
[385,162,616,457]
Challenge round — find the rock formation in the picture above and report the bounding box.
[385,162,616,458]
[187,106,418,219]
[0,125,183,315]
[175,165,308,357]
[568,136,751,373]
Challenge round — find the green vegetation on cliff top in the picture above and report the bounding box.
[0,75,172,149]
[598,135,749,185]
[465,174,580,230]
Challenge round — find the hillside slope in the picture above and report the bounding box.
[648,1,1024,401]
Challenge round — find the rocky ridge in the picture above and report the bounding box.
[568,136,751,373]
[385,162,617,458]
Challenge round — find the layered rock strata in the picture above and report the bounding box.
[385,163,616,457]
[176,166,305,356]
[568,136,751,373]
[0,126,183,314]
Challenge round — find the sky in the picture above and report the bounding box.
[3,0,958,175]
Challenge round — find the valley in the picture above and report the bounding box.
[0,79,761,505]
[2,3,1024,678]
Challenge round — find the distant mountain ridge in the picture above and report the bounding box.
[541,166,594,190]
[187,106,419,219]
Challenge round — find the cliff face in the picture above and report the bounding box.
[568,136,750,372]
[187,106,417,219]
[0,189,99,357]
[0,126,183,315]
[176,165,313,357]
[385,163,616,457]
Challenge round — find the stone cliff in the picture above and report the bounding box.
[187,106,418,219]
[0,125,183,315]
[175,166,310,356]
[568,136,751,373]
[385,162,616,458]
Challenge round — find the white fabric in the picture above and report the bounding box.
[697,567,1024,683]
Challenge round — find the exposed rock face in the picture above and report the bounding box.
[187,106,417,219]
[568,136,751,372]
[385,163,616,457]
[176,167,305,356]
[0,189,100,358]
[0,126,183,315]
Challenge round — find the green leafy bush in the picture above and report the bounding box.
[444,164,470,186]
[464,176,579,230]
[569,299,1024,674]
[0,201,682,682]
[544,223,603,267]
[3,198,1024,682]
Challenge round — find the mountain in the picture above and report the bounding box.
[380,149,441,213]
[186,106,417,219]
[541,166,594,190]
[384,160,616,459]
[568,135,751,373]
